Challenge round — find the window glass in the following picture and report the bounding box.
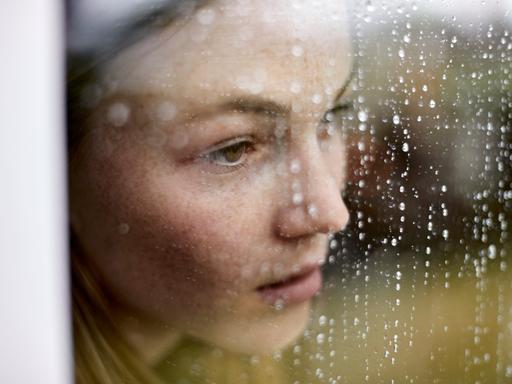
[67,1,511,383]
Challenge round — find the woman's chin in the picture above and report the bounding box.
[194,300,312,355]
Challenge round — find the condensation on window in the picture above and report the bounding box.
[67,1,512,383]
[307,2,512,383]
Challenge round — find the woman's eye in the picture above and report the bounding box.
[321,101,354,125]
[203,139,254,167]
[319,101,355,140]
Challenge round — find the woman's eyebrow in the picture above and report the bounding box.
[219,96,291,117]
[178,96,291,123]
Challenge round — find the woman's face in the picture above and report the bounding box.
[70,0,352,354]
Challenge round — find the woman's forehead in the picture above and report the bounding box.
[102,0,352,97]
[214,0,351,39]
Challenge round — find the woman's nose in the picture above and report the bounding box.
[273,151,349,239]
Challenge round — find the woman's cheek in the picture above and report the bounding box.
[321,137,346,188]
[100,146,278,305]
[141,185,264,289]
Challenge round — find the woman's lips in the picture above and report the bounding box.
[256,266,322,306]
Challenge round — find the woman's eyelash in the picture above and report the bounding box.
[321,101,355,123]
[200,137,255,168]
[196,101,354,170]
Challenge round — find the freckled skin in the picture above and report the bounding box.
[70,0,352,355]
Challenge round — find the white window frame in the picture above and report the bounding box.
[0,2,71,383]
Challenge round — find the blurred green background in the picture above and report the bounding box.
[321,3,512,383]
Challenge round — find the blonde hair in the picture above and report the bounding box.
[71,240,164,384]
[67,3,210,382]
[71,239,289,384]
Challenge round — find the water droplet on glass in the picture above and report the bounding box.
[107,102,130,127]
[248,82,264,95]
[307,203,318,217]
[118,223,130,235]
[358,110,368,122]
[290,81,303,94]
[273,299,284,311]
[488,244,497,259]
[169,131,189,149]
[156,101,177,122]
[291,45,304,57]
[290,159,301,174]
[312,93,323,104]
[292,192,304,205]
[196,8,216,25]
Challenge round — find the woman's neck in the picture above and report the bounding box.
[114,308,183,366]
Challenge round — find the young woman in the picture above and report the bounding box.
[68,0,354,382]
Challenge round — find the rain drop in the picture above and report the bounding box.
[196,8,216,25]
[312,94,323,104]
[156,101,177,122]
[118,223,130,235]
[291,45,304,57]
[290,81,303,94]
[107,102,130,127]
[290,159,301,174]
[307,203,318,217]
[292,192,304,205]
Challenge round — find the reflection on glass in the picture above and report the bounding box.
[67,0,512,383]
[68,1,352,383]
